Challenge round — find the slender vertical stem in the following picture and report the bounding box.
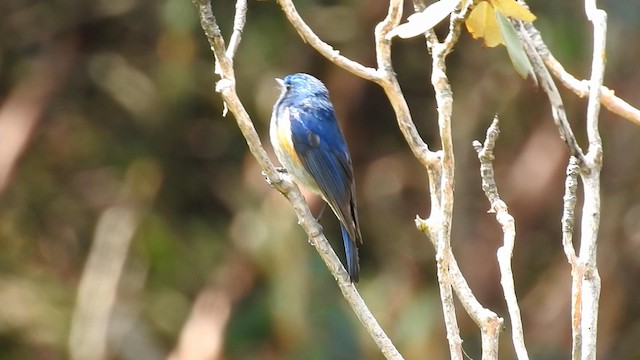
[225,0,247,60]
[474,117,529,360]
[578,1,606,359]
[562,157,581,360]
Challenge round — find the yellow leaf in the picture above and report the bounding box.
[466,1,504,47]
[490,0,536,22]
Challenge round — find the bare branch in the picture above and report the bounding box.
[519,0,606,357]
[374,0,440,168]
[442,0,475,54]
[584,1,606,151]
[413,2,505,358]
[447,251,504,359]
[374,0,404,75]
[576,144,603,360]
[436,252,463,360]
[416,220,504,359]
[274,0,440,177]
[192,0,233,78]
[561,157,580,266]
[276,0,380,82]
[521,22,640,126]
[427,20,462,360]
[410,2,496,357]
[562,157,581,359]
[473,116,529,360]
[226,0,247,61]
[192,1,403,358]
[518,22,587,167]
[386,0,462,352]
[576,2,606,359]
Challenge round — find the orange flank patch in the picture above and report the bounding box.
[277,124,302,168]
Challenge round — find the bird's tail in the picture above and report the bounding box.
[340,224,360,283]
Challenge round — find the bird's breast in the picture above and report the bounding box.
[270,106,320,193]
[271,107,301,167]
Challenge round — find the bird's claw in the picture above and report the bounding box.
[263,167,290,187]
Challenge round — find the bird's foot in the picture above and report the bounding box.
[263,167,289,187]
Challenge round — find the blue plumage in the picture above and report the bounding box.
[270,73,361,283]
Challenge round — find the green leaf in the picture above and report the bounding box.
[495,10,534,79]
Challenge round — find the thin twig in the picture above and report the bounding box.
[433,8,513,356]
[374,0,403,76]
[422,1,477,353]
[577,1,606,359]
[429,39,462,360]
[562,156,581,360]
[443,0,475,55]
[435,250,463,360]
[276,0,380,82]
[276,0,440,170]
[192,1,403,359]
[584,1,606,151]
[415,217,505,359]
[225,0,247,60]
[406,1,465,353]
[448,250,504,359]
[409,2,480,358]
[518,22,587,167]
[416,1,504,358]
[374,0,439,168]
[561,157,580,265]
[521,22,640,126]
[473,116,529,360]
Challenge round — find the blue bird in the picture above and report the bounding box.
[270,73,362,283]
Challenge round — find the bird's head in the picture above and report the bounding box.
[276,73,329,99]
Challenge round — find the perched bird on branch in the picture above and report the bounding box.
[270,73,362,283]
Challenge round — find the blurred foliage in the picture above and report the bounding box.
[1,0,640,359]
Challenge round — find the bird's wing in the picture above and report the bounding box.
[289,107,361,243]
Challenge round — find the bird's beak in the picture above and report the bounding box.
[275,78,284,89]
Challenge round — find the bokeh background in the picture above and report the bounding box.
[1,0,640,359]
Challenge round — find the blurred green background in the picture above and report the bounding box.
[1,0,639,359]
